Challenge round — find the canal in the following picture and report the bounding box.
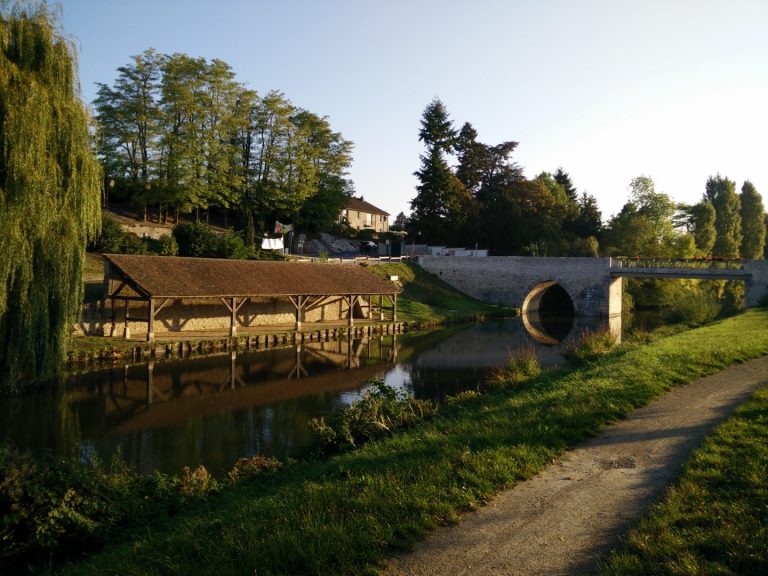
[0,315,619,476]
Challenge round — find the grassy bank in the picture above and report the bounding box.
[49,309,768,576]
[600,385,768,575]
[366,261,513,323]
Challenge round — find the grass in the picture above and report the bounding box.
[54,308,768,576]
[82,253,105,303]
[599,385,768,576]
[366,261,513,323]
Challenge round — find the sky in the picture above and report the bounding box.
[56,0,768,222]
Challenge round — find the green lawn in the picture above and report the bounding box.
[53,309,768,576]
[367,261,513,323]
[600,385,768,576]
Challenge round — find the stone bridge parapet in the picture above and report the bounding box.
[419,256,622,317]
[419,256,768,317]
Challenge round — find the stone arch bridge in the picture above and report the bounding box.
[419,256,768,317]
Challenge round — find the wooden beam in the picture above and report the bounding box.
[147,298,155,342]
[230,297,238,337]
[294,295,305,331]
[123,300,130,339]
[393,293,397,322]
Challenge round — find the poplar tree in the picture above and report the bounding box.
[706,175,742,258]
[739,181,766,259]
[0,3,101,389]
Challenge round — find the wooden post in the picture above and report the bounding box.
[348,295,357,327]
[379,294,384,321]
[230,297,238,337]
[147,298,155,342]
[392,293,397,322]
[124,300,130,339]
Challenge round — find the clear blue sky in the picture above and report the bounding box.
[59,0,768,222]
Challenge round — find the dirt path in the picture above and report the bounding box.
[386,356,768,576]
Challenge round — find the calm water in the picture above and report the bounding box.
[1,315,619,475]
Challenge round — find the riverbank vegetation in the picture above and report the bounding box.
[0,3,102,391]
[2,309,764,575]
[600,384,768,575]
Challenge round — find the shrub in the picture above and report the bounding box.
[565,329,618,365]
[157,233,179,256]
[90,215,146,255]
[172,221,217,257]
[665,290,721,325]
[482,346,541,391]
[227,455,284,483]
[212,229,250,259]
[0,446,222,574]
[309,381,438,454]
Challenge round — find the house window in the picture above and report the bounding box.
[365,212,372,226]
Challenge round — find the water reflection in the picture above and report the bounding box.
[1,315,619,475]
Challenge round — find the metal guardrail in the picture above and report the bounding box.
[612,257,745,270]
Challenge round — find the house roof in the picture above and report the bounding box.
[104,254,398,299]
[345,196,390,216]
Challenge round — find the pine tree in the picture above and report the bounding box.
[0,3,102,389]
[554,167,578,202]
[410,98,471,244]
[739,181,766,259]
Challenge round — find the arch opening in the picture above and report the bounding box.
[521,282,575,343]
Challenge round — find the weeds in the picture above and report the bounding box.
[483,346,541,391]
[309,380,438,454]
[565,329,618,365]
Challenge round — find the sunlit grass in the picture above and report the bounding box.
[55,309,768,576]
[600,385,768,576]
[367,261,513,323]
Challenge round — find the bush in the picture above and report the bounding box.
[157,234,179,256]
[665,290,721,325]
[483,346,541,391]
[172,221,217,257]
[227,455,284,483]
[565,329,618,365]
[90,215,146,255]
[309,381,438,454]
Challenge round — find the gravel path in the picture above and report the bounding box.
[386,356,768,576]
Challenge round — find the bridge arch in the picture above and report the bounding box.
[521,281,576,342]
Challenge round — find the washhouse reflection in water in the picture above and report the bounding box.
[0,315,620,475]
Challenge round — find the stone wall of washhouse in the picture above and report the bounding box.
[75,296,357,337]
[418,256,621,317]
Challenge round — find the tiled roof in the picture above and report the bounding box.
[104,254,398,298]
[345,196,389,216]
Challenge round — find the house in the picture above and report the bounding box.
[340,196,389,234]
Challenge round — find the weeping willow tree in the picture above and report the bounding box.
[0,2,101,390]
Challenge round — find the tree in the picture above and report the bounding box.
[418,97,456,152]
[739,181,766,259]
[0,3,102,388]
[676,200,716,255]
[411,147,471,245]
[410,99,471,245]
[554,167,578,202]
[390,212,409,232]
[603,176,692,258]
[571,191,603,239]
[706,175,742,258]
[93,48,164,220]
